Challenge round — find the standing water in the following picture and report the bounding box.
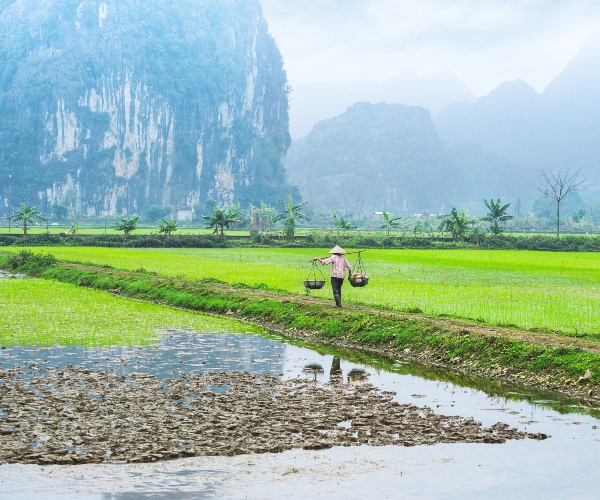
[0,330,598,499]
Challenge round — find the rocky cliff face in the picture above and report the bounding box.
[0,0,293,216]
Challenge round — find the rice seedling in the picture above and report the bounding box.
[0,277,262,347]
[3,247,600,336]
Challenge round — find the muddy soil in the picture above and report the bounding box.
[0,363,548,465]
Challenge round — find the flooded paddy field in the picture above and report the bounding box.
[1,331,599,499]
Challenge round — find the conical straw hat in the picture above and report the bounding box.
[328,245,346,254]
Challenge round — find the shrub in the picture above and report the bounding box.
[7,250,57,274]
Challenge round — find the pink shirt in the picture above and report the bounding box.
[321,255,352,278]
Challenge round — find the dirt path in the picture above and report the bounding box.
[207,280,600,354]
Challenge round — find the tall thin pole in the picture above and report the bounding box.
[7,175,11,232]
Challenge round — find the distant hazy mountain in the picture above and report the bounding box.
[288,72,475,139]
[284,102,529,215]
[434,79,542,163]
[285,34,600,216]
[434,33,600,197]
[540,33,600,177]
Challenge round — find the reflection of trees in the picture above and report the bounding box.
[347,368,369,383]
[302,363,324,381]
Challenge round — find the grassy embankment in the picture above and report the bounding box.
[4,263,572,416]
[1,247,599,402]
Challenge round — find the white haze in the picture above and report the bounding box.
[261,0,600,138]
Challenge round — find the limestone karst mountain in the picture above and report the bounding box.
[0,0,294,217]
[284,102,528,216]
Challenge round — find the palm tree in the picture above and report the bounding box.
[380,212,401,238]
[114,215,139,235]
[332,212,357,236]
[158,218,178,236]
[437,207,474,242]
[272,195,309,241]
[482,198,513,235]
[203,204,243,237]
[11,203,46,236]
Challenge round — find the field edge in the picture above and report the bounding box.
[1,253,599,406]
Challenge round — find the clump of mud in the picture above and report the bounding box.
[0,364,549,465]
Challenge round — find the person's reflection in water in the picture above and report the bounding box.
[329,356,344,387]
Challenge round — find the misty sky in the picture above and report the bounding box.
[261,0,600,97]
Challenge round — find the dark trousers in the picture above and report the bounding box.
[331,277,344,307]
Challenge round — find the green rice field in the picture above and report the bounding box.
[3,246,599,336]
[0,276,262,347]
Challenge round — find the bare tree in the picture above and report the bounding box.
[536,167,587,237]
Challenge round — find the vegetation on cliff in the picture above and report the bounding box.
[0,0,294,215]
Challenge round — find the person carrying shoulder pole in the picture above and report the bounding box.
[313,245,352,307]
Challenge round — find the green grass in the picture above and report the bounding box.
[0,276,262,347]
[2,246,600,336]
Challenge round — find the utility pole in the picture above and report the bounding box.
[7,175,11,232]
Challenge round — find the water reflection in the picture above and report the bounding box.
[329,357,343,387]
[1,329,598,422]
[302,363,324,381]
[0,331,288,381]
[302,357,370,386]
[347,368,369,384]
[1,329,599,499]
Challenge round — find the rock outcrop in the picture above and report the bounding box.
[0,0,294,216]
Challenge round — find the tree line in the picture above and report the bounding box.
[3,167,589,240]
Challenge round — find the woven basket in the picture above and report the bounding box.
[349,273,370,287]
[304,279,325,289]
